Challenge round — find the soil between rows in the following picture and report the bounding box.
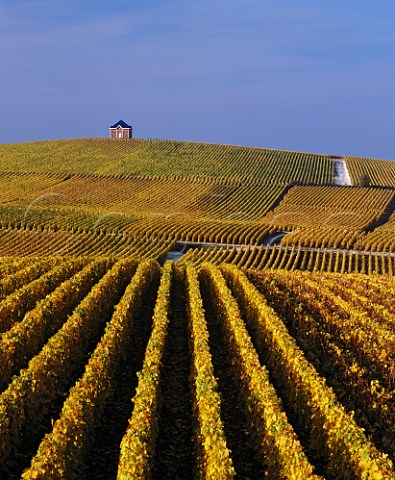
[83,278,159,480]
[152,270,195,479]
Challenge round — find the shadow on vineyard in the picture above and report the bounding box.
[82,279,159,480]
[225,277,329,476]
[151,270,195,479]
[200,278,266,478]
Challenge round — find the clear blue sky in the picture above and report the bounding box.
[1,0,394,159]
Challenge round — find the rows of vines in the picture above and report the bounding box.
[345,156,395,187]
[0,139,334,183]
[0,258,393,478]
[0,226,394,274]
[0,227,173,259]
[177,244,395,274]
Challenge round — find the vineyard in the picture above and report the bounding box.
[0,137,394,478]
[0,138,334,182]
[0,139,394,262]
[0,258,393,478]
[345,155,395,187]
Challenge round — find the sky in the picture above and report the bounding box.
[0,0,394,159]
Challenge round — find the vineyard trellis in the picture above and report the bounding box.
[0,137,394,477]
[0,259,392,478]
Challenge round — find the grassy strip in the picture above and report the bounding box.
[0,258,136,467]
[201,263,320,479]
[22,259,160,479]
[222,264,395,479]
[185,265,235,479]
[117,261,174,479]
[0,258,110,390]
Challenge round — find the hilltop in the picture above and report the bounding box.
[1,137,394,183]
[0,138,334,181]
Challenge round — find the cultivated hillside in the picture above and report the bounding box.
[0,139,395,479]
[0,138,394,272]
[0,138,334,181]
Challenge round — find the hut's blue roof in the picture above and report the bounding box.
[110,120,132,129]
